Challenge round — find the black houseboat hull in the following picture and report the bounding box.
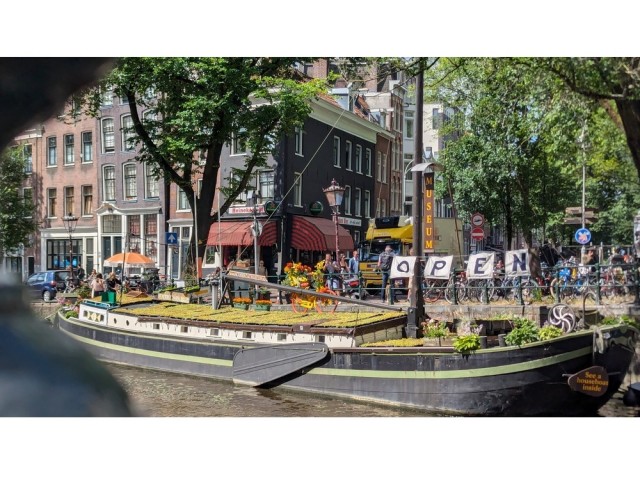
[58,312,637,416]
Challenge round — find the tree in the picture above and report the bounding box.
[0,146,36,255]
[528,58,640,182]
[426,58,640,248]
[425,58,592,248]
[73,58,326,269]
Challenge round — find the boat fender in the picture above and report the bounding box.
[622,388,638,407]
[622,383,640,406]
[593,327,605,355]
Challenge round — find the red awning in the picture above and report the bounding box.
[206,220,276,247]
[290,216,354,252]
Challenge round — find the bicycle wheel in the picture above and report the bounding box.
[315,289,340,314]
[290,293,311,314]
[445,280,465,304]
[423,279,442,303]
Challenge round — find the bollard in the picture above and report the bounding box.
[211,279,219,310]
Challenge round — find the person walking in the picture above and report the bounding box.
[377,245,395,302]
[323,252,341,290]
[348,250,360,274]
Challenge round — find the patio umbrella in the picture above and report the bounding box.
[103,252,156,268]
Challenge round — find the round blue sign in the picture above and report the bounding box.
[575,228,591,245]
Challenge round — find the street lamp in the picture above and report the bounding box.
[247,190,262,275]
[63,214,78,285]
[323,178,345,261]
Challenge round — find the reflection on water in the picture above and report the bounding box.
[106,363,428,417]
[106,363,640,417]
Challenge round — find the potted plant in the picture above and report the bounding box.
[254,299,272,311]
[422,320,450,346]
[453,333,481,354]
[281,262,313,289]
[232,297,251,310]
[257,287,271,301]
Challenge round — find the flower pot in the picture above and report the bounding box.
[233,303,249,310]
[254,304,271,311]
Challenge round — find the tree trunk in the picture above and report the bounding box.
[615,99,640,182]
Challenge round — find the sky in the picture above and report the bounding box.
[1,1,635,57]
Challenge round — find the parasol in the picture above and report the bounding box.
[103,252,156,268]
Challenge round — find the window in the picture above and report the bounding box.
[123,163,137,200]
[293,172,302,207]
[102,214,122,233]
[381,199,387,217]
[64,186,74,216]
[294,127,303,155]
[364,190,371,218]
[23,144,33,173]
[178,187,190,211]
[432,107,441,130]
[82,132,92,162]
[82,185,93,216]
[64,134,74,165]
[345,141,352,170]
[344,186,351,215]
[405,118,414,139]
[259,170,274,199]
[355,145,362,173]
[144,214,158,261]
[354,188,361,216]
[103,165,116,201]
[101,87,113,107]
[333,137,340,167]
[365,149,372,176]
[230,173,249,203]
[231,131,247,155]
[121,114,135,151]
[376,152,382,181]
[47,137,57,166]
[47,188,57,217]
[404,161,413,181]
[145,165,159,198]
[23,188,33,218]
[127,215,141,253]
[382,153,387,183]
[101,118,115,153]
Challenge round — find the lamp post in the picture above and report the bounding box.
[63,215,78,285]
[247,190,262,275]
[578,123,588,258]
[323,179,345,260]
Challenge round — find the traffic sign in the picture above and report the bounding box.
[471,227,485,241]
[471,212,485,227]
[575,228,591,245]
[166,232,178,245]
[251,222,263,237]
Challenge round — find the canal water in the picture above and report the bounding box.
[107,363,640,417]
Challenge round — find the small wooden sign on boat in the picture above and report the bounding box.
[567,366,609,397]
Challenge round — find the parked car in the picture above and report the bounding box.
[25,270,70,301]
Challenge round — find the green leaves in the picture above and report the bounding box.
[0,146,36,254]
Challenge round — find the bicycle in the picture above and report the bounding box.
[290,284,341,314]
